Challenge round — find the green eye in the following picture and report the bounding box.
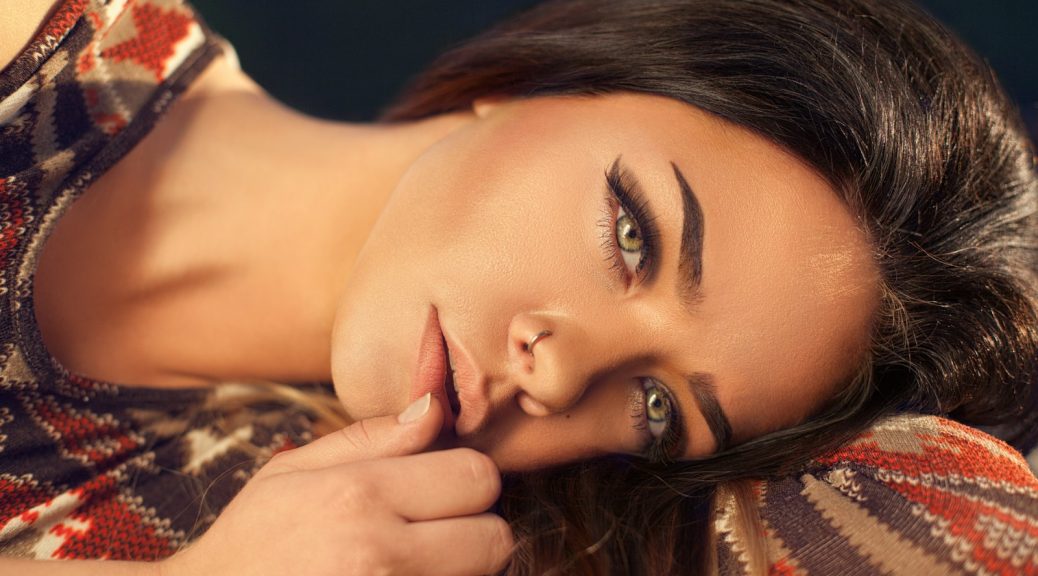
[642,381,672,437]
[615,212,644,253]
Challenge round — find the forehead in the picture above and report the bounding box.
[664,106,877,441]
[512,93,880,444]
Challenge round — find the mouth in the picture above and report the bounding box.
[410,306,457,435]
[441,330,490,438]
[411,306,489,440]
[444,342,462,421]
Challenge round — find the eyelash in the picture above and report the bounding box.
[598,163,660,286]
[598,161,682,463]
[630,378,685,464]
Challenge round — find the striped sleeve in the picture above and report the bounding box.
[717,414,1038,575]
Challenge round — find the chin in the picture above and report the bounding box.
[331,377,388,422]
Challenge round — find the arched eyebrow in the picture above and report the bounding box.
[686,372,732,453]
[671,162,704,310]
[669,165,731,452]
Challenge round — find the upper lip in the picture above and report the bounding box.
[441,328,490,437]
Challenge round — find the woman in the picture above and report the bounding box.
[1,0,1036,574]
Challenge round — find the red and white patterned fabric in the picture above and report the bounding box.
[1,1,1037,572]
[0,0,316,560]
[718,414,1038,575]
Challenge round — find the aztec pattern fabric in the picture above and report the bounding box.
[717,414,1038,575]
[1,0,1037,572]
[0,0,316,560]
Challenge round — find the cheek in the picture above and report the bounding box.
[482,422,607,472]
[330,130,607,419]
[465,383,642,472]
[415,174,603,317]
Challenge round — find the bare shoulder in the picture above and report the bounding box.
[0,0,62,71]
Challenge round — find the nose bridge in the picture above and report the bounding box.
[507,310,618,414]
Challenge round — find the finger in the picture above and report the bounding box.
[259,393,443,476]
[403,514,515,576]
[338,448,501,521]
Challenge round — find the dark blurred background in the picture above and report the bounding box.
[192,1,1036,141]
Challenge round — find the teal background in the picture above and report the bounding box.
[192,1,1037,140]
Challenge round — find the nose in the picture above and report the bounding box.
[507,313,596,416]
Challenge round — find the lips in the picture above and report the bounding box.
[410,306,457,435]
[441,332,489,438]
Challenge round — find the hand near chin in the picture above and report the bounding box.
[161,394,514,576]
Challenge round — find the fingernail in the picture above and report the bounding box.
[398,393,431,424]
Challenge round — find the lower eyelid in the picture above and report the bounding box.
[624,381,654,448]
[626,383,644,423]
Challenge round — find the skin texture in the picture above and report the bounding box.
[332,94,880,471]
[164,399,515,576]
[31,53,878,472]
[34,57,474,387]
[0,0,54,69]
[0,399,515,576]
[16,20,880,574]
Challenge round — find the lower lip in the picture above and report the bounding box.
[409,306,456,434]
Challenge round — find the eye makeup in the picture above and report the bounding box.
[629,377,686,464]
[598,156,687,463]
[598,157,661,286]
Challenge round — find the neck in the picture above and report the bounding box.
[192,94,474,384]
[44,59,476,387]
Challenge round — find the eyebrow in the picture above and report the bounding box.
[670,162,704,309]
[686,372,732,452]
[617,160,728,455]
[666,165,731,453]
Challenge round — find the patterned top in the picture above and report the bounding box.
[717,414,1038,575]
[0,0,315,560]
[1,1,1037,573]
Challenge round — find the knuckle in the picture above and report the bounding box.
[456,448,501,499]
[265,448,293,467]
[485,516,516,568]
[338,419,376,455]
[345,534,398,575]
[239,472,296,513]
[257,449,297,477]
[334,474,380,512]
[236,473,271,502]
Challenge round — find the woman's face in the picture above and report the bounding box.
[331,93,878,471]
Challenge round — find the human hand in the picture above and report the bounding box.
[161,394,514,576]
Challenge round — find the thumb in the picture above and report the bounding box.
[258,393,443,476]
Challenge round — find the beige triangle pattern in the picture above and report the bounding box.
[848,417,936,456]
[30,51,70,166]
[715,481,807,575]
[96,8,140,53]
[182,425,254,476]
[0,344,36,387]
[801,473,965,575]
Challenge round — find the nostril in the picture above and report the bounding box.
[511,336,534,373]
[522,329,552,357]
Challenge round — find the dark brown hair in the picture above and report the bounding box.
[383,0,1038,572]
